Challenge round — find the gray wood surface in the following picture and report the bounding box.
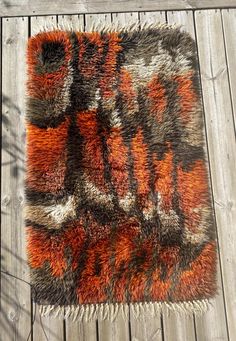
[189,9,229,341]
[1,16,31,341]
[222,9,236,130]
[1,0,236,17]
[166,9,229,341]
[1,7,235,341]
[195,9,236,341]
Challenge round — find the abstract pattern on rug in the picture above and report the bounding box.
[24,24,217,319]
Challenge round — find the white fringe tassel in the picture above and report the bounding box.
[39,299,212,322]
[34,19,182,36]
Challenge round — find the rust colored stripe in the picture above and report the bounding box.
[113,220,139,302]
[119,67,137,111]
[99,32,122,99]
[150,245,180,301]
[26,116,70,193]
[147,75,167,123]
[177,159,210,233]
[26,223,86,278]
[152,146,174,212]
[129,238,153,302]
[174,241,217,300]
[174,71,197,123]
[131,128,150,196]
[107,127,129,198]
[77,237,112,304]
[76,110,108,193]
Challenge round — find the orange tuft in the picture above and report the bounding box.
[26,117,70,193]
[153,145,174,212]
[147,75,167,123]
[107,128,129,197]
[174,242,217,300]
[131,128,150,195]
[175,71,197,123]
[177,159,210,232]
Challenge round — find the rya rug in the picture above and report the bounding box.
[24,21,217,321]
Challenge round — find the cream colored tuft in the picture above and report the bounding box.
[33,19,182,37]
[39,299,212,322]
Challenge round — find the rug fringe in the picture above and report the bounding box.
[33,19,182,36]
[39,299,212,322]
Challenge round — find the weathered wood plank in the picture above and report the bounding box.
[128,10,164,341]
[56,13,97,341]
[222,9,236,130]
[1,16,31,341]
[182,9,230,341]
[58,14,84,31]
[85,12,111,31]
[195,8,236,340]
[167,10,195,35]
[139,10,166,24]
[30,15,65,341]
[170,9,229,341]
[1,0,236,17]
[167,9,229,341]
[30,15,57,35]
[195,264,229,341]
[66,321,97,341]
[111,11,139,26]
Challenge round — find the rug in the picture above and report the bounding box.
[24,22,217,321]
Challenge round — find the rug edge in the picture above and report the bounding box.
[32,19,183,36]
[38,299,213,322]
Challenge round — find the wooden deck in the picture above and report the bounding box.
[1,2,236,341]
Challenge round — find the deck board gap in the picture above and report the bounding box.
[160,312,165,341]
[220,10,236,137]
[192,11,228,320]
[193,314,198,341]
[1,4,236,18]
[192,13,229,324]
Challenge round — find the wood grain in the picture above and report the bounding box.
[1,0,236,17]
[221,9,236,130]
[58,14,85,31]
[195,8,236,341]
[1,16,31,341]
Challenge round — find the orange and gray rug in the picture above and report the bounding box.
[24,22,217,321]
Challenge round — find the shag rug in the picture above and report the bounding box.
[24,22,217,321]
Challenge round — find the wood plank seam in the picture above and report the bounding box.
[220,9,236,136]
[1,2,236,18]
[1,15,31,341]
[193,11,227,311]
[194,9,234,340]
[193,9,229,323]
